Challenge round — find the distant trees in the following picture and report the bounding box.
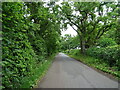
[60,34,80,51]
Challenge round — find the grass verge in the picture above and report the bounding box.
[65,49,120,80]
[19,53,57,88]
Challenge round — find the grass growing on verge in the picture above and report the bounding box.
[65,49,120,80]
[19,53,56,88]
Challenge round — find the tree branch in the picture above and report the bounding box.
[88,20,100,34]
[96,23,113,39]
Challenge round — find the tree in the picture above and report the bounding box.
[25,2,61,56]
[59,2,118,54]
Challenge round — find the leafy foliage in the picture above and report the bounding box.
[59,2,118,53]
[97,38,117,47]
[2,1,120,88]
[115,19,120,44]
[60,34,80,51]
[86,45,120,68]
[2,2,61,88]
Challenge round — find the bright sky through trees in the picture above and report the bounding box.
[61,25,77,37]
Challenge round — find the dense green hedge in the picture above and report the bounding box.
[86,45,120,69]
[2,3,38,88]
[2,2,61,88]
[2,33,38,88]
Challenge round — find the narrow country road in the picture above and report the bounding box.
[38,53,119,88]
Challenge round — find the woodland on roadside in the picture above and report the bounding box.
[1,1,120,88]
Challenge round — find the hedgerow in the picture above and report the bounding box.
[86,45,120,69]
[2,2,61,88]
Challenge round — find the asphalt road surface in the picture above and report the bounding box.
[38,53,119,88]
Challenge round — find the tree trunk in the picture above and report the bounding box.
[80,37,86,54]
[77,32,86,54]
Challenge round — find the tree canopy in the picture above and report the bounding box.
[59,2,119,53]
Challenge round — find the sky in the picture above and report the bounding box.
[61,25,77,37]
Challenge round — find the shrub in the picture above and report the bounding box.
[97,38,117,47]
[86,45,120,68]
[65,49,80,55]
[2,32,38,88]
